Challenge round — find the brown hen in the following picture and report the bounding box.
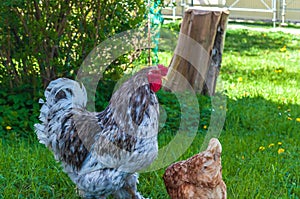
[163,138,226,199]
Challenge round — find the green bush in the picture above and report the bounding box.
[0,0,147,89]
[0,85,41,140]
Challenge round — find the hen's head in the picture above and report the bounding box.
[147,64,168,92]
[187,138,223,187]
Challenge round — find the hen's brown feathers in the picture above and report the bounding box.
[163,138,227,199]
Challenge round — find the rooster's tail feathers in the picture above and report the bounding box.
[44,78,87,108]
[35,78,87,146]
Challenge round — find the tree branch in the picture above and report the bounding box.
[33,0,42,20]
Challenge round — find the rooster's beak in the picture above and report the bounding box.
[162,76,168,81]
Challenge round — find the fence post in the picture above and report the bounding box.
[281,0,288,26]
[272,0,277,28]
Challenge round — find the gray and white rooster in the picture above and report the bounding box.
[34,65,168,198]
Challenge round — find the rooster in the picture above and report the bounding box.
[35,65,168,199]
[163,138,227,199]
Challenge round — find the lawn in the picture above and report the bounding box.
[0,24,300,198]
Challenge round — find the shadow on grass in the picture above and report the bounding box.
[224,29,300,54]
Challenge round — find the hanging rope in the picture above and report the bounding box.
[147,0,164,65]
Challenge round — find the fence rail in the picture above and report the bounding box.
[162,0,300,26]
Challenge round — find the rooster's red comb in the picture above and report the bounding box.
[158,64,168,76]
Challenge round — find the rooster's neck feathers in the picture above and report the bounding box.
[107,67,159,137]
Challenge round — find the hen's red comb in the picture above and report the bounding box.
[158,64,168,76]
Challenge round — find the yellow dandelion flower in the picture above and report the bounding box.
[243,92,249,97]
[278,148,285,154]
[275,69,283,73]
[296,118,300,122]
[259,146,265,151]
[287,117,293,121]
[237,77,243,82]
[203,125,207,129]
[268,143,275,148]
[6,126,12,130]
[280,45,287,52]
[278,142,282,145]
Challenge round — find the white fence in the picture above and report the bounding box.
[162,0,300,26]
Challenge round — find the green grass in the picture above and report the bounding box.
[1,26,300,198]
[0,139,80,198]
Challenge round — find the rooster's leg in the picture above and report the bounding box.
[112,173,146,199]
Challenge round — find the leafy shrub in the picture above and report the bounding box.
[0,0,147,88]
[0,86,41,140]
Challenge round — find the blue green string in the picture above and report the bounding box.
[148,0,164,65]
